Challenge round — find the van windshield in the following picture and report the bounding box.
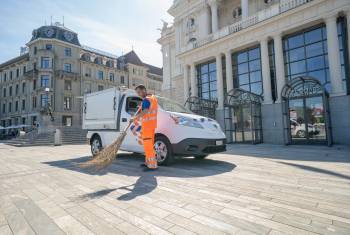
[157,96,193,114]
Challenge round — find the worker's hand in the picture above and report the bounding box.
[129,117,136,124]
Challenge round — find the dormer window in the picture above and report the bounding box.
[264,0,273,4]
[233,7,242,19]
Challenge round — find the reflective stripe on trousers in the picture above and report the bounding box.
[142,128,157,169]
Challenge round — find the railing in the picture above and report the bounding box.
[181,0,310,53]
[55,70,79,80]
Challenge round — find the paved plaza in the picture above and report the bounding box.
[0,143,350,235]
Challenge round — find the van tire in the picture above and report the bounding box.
[154,135,174,166]
[91,135,102,157]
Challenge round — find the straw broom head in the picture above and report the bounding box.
[78,130,128,170]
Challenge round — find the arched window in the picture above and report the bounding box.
[81,53,91,62]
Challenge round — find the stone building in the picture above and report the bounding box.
[0,23,162,134]
[158,0,350,145]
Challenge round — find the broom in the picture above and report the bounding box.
[79,111,139,170]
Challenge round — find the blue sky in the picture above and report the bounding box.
[0,0,173,67]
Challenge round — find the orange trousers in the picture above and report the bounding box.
[141,128,157,169]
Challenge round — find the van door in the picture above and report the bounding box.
[120,95,144,153]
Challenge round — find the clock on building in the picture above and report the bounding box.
[64,31,74,41]
[45,28,55,37]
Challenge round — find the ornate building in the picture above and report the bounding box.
[159,0,350,145]
[0,23,162,133]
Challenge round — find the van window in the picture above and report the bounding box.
[126,97,142,115]
[157,96,193,114]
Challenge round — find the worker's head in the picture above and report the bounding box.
[135,84,147,98]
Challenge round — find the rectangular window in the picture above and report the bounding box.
[22,117,26,125]
[2,104,5,114]
[64,48,72,57]
[33,79,37,90]
[41,75,50,88]
[121,76,125,84]
[41,94,49,107]
[16,69,19,78]
[46,44,52,50]
[232,46,263,95]
[283,25,330,91]
[22,82,26,93]
[64,80,72,90]
[15,84,19,95]
[97,71,104,80]
[22,100,25,110]
[41,57,50,69]
[268,40,277,102]
[109,73,115,82]
[3,88,6,97]
[8,102,12,113]
[34,47,37,55]
[64,63,72,72]
[337,17,349,94]
[32,96,37,108]
[196,61,217,100]
[4,73,6,82]
[98,85,104,91]
[62,116,72,127]
[63,97,72,110]
[15,101,18,112]
[10,71,13,79]
[23,66,26,74]
[9,86,12,96]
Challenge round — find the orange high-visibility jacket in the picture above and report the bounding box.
[142,95,158,130]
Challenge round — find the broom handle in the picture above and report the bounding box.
[123,108,141,132]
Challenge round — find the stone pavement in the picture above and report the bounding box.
[0,143,350,235]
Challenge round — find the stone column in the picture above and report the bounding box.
[273,33,286,103]
[241,0,249,19]
[209,0,219,33]
[183,65,190,104]
[260,37,273,104]
[216,54,224,109]
[326,15,343,95]
[190,63,198,97]
[346,11,350,70]
[225,50,234,92]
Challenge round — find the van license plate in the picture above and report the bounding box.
[216,140,223,146]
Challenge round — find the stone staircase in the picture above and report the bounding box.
[2,128,87,147]
[61,128,87,145]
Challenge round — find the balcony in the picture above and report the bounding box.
[55,70,79,80]
[181,0,311,54]
[23,69,39,79]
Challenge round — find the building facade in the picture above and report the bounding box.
[159,0,350,145]
[0,24,162,133]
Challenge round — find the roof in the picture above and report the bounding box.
[119,50,163,76]
[0,53,29,69]
[144,63,163,76]
[29,25,81,46]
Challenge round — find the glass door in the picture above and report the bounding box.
[234,105,253,143]
[289,96,327,144]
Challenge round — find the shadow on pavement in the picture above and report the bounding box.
[43,153,236,201]
[278,161,350,180]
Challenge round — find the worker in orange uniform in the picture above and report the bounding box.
[131,85,158,171]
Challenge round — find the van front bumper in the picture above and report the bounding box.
[172,138,226,156]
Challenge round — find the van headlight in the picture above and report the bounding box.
[170,115,204,129]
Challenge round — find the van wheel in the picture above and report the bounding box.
[194,155,208,159]
[154,135,173,166]
[91,135,102,157]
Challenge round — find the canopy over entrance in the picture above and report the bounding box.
[224,88,263,144]
[184,96,218,119]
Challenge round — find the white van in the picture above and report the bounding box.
[83,87,226,165]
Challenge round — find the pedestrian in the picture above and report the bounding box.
[131,84,158,171]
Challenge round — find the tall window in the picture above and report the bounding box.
[109,73,115,82]
[337,17,349,93]
[41,57,50,69]
[8,102,12,113]
[64,63,72,72]
[33,79,37,90]
[41,75,50,87]
[16,69,19,78]
[268,40,277,101]
[32,96,37,108]
[232,46,263,95]
[64,80,72,90]
[121,76,125,84]
[15,84,19,95]
[22,82,26,93]
[41,94,49,107]
[197,61,217,100]
[98,71,104,80]
[9,86,12,96]
[10,71,13,80]
[63,97,72,110]
[3,88,6,97]
[22,100,25,111]
[2,104,5,114]
[283,25,331,91]
[15,101,18,112]
[65,48,72,57]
